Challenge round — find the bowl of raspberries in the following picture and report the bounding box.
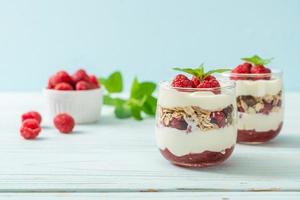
[44,69,102,124]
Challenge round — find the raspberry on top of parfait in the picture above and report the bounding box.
[231,55,273,80]
[171,64,230,93]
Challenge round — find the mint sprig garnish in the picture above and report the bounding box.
[173,64,230,79]
[99,71,157,120]
[241,55,273,66]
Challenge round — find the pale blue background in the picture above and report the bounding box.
[0,0,299,91]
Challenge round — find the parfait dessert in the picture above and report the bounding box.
[155,65,237,168]
[230,55,283,143]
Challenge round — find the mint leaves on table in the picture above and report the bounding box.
[99,71,157,120]
[241,55,273,65]
[173,64,230,79]
[99,71,123,93]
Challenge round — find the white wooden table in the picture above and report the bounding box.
[0,92,299,199]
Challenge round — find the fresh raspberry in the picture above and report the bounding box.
[169,118,188,130]
[49,71,73,88]
[191,76,200,87]
[251,65,271,73]
[192,75,217,87]
[72,69,90,83]
[47,79,53,89]
[204,75,216,81]
[20,119,41,139]
[210,111,226,128]
[232,62,252,74]
[171,74,193,88]
[231,63,252,80]
[196,77,221,94]
[22,111,42,124]
[76,81,92,90]
[89,75,100,88]
[54,82,74,90]
[250,65,271,80]
[197,79,220,88]
[54,113,75,134]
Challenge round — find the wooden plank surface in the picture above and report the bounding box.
[0,92,299,194]
[0,192,299,200]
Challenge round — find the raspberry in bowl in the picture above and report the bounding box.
[44,69,103,124]
[228,55,284,144]
[155,65,237,168]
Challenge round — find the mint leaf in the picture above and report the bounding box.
[103,94,115,105]
[142,96,157,115]
[114,104,132,119]
[103,95,126,106]
[205,69,231,77]
[100,72,157,121]
[173,67,203,78]
[101,71,123,93]
[130,77,140,98]
[131,80,156,99]
[131,105,143,120]
[139,82,156,96]
[197,63,205,75]
[129,78,157,120]
[98,77,106,85]
[241,55,273,65]
[130,77,156,97]
[173,64,206,78]
[174,64,229,79]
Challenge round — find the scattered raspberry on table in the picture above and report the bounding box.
[54,113,75,134]
[20,119,41,139]
[21,111,42,124]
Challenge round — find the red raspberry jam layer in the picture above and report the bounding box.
[159,146,234,168]
[237,122,283,144]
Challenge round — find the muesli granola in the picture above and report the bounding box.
[237,91,282,114]
[159,104,234,132]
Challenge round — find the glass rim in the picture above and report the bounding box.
[159,80,235,92]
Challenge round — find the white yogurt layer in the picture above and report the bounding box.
[156,125,237,157]
[236,78,282,97]
[238,109,283,131]
[158,87,234,111]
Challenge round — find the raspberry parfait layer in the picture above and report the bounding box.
[230,70,284,144]
[155,81,237,168]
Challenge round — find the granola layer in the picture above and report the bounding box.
[158,104,234,131]
[237,91,282,115]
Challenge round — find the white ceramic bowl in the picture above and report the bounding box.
[43,88,103,124]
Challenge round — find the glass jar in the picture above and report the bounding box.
[228,70,284,144]
[155,79,237,168]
